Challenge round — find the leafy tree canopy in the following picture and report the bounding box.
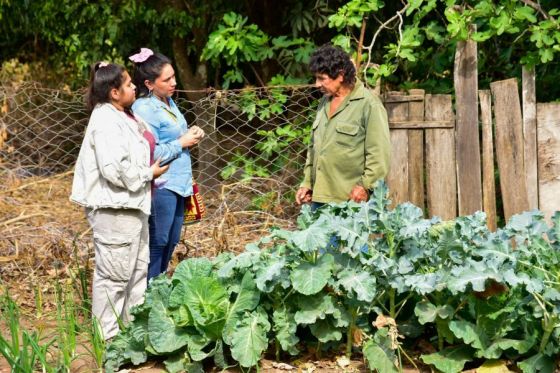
[1,0,559,100]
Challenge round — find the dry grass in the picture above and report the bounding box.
[0,171,412,372]
[0,170,297,311]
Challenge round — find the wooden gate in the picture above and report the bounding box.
[383,90,457,221]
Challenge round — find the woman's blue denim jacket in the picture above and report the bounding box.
[132,95,193,197]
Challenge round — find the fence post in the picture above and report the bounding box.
[522,66,538,210]
[490,79,529,221]
[537,102,560,221]
[425,95,456,220]
[478,90,497,231]
[453,28,483,215]
[408,89,425,212]
[385,92,409,207]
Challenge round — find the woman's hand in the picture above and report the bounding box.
[151,159,170,179]
[178,126,205,148]
[190,125,205,139]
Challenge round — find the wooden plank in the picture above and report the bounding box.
[387,131,409,207]
[454,37,483,215]
[389,120,454,129]
[384,92,410,121]
[408,89,425,211]
[479,90,497,231]
[537,103,560,221]
[425,94,457,220]
[490,79,529,221]
[383,94,425,103]
[385,95,409,207]
[522,66,538,209]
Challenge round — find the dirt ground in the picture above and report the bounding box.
[0,172,491,372]
[2,171,345,372]
[0,171,297,302]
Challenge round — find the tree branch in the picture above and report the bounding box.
[249,64,266,87]
[519,0,550,20]
[362,3,409,85]
[355,16,368,71]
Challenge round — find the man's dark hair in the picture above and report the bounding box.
[130,50,172,98]
[309,44,356,86]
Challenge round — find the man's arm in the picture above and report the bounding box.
[360,101,391,189]
[297,142,314,205]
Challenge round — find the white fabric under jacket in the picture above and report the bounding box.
[71,103,154,215]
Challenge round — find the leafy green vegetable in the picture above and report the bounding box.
[105,182,560,372]
[230,309,271,367]
[421,345,474,373]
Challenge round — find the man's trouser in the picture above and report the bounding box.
[86,207,149,340]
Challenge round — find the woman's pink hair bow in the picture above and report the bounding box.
[129,48,154,63]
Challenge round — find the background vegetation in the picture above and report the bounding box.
[1,0,560,101]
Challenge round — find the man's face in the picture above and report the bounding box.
[314,72,344,96]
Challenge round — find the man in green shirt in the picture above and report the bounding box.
[296,44,391,208]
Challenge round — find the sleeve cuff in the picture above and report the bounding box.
[300,179,312,189]
[143,167,154,182]
[171,139,182,155]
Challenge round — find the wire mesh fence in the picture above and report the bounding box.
[0,82,320,219]
[0,83,87,176]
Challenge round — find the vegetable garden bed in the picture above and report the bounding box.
[2,175,559,372]
[105,182,560,373]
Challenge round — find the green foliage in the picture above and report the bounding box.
[325,0,560,96]
[202,12,273,88]
[362,328,399,373]
[0,0,219,86]
[220,86,316,186]
[286,0,332,36]
[202,11,319,88]
[105,185,560,371]
[272,38,317,78]
[421,346,473,373]
[3,0,560,99]
[0,293,54,372]
[1,0,130,81]
[230,308,270,367]
[328,0,384,30]
[518,353,556,373]
[0,259,104,372]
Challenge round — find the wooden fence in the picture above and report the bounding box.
[384,71,560,228]
[384,90,457,221]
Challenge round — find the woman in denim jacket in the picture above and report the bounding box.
[71,62,168,339]
[129,48,204,281]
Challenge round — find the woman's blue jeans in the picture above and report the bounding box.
[148,188,185,282]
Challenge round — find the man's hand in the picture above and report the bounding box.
[349,185,368,203]
[295,187,312,205]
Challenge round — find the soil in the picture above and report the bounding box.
[0,172,309,372]
[0,172,431,372]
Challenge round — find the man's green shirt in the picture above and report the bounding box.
[301,81,391,203]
